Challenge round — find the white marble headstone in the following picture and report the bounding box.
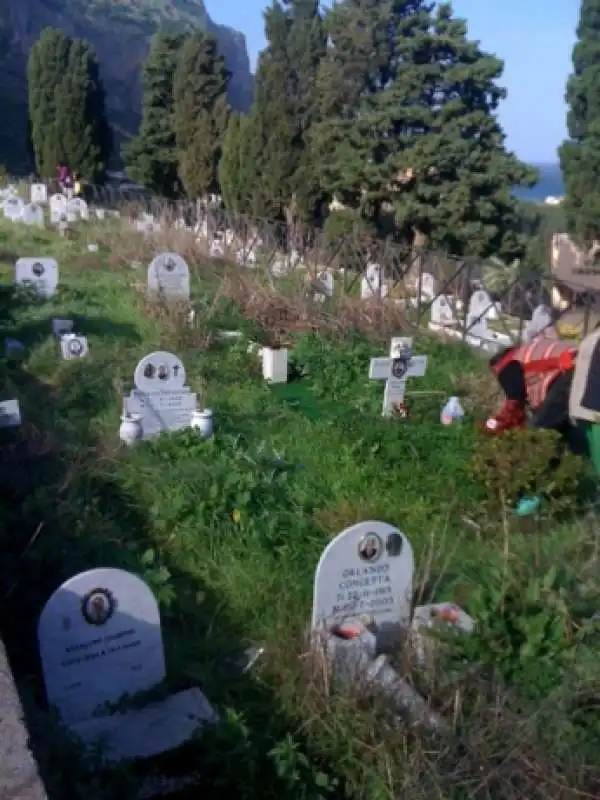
[30,183,47,204]
[0,399,21,427]
[38,568,166,726]
[123,351,197,439]
[420,272,435,298]
[369,337,427,415]
[21,203,44,226]
[313,270,334,302]
[361,262,388,299]
[429,295,457,327]
[15,257,58,297]
[468,289,496,322]
[523,304,553,342]
[60,334,89,360]
[3,196,24,221]
[147,253,190,298]
[312,520,414,635]
[67,197,89,220]
[49,193,67,223]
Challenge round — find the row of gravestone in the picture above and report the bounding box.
[37,519,468,762]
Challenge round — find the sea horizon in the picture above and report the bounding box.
[514,162,563,202]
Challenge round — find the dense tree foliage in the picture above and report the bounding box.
[173,32,230,199]
[27,27,110,180]
[559,0,600,245]
[123,32,185,197]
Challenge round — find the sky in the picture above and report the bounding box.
[204,0,579,164]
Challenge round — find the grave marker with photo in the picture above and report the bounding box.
[147,253,190,299]
[60,334,89,360]
[15,257,58,297]
[49,194,67,223]
[123,351,197,439]
[30,183,48,204]
[38,567,216,761]
[21,203,44,226]
[369,337,427,416]
[312,520,414,638]
[3,196,24,221]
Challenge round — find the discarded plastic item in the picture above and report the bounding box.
[513,495,541,516]
[441,396,464,425]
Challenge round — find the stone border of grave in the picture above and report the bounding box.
[0,638,47,798]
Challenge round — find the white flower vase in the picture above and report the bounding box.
[119,413,143,445]
[191,409,213,438]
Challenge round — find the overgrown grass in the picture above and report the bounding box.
[0,217,599,798]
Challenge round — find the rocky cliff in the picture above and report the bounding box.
[0,0,254,172]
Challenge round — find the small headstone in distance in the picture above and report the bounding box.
[30,183,48,204]
[0,399,21,427]
[147,253,190,299]
[123,351,197,439]
[369,337,427,416]
[15,257,59,298]
[67,197,89,220]
[38,567,215,761]
[60,334,89,360]
[21,203,44,226]
[49,194,67,223]
[3,196,24,221]
[52,318,73,336]
[312,520,414,644]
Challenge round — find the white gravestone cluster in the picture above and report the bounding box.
[38,568,216,761]
[147,253,190,299]
[15,257,58,298]
[122,351,197,440]
[369,337,427,416]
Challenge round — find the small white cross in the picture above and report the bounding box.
[369,337,427,416]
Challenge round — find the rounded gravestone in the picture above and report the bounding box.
[133,351,186,391]
[147,253,190,298]
[15,257,58,298]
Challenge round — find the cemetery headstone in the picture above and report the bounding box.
[30,183,47,204]
[67,197,89,220]
[312,270,334,302]
[468,289,495,324]
[369,337,427,416]
[60,334,89,360]
[15,257,58,298]
[361,262,388,299]
[38,567,216,761]
[147,253,190,299]
[3,196,24,221]
[49,193,67,223]
[52,319,74,336]
[123,351,197,439]
[420,272,435,299]
[0,399,21,427]
[429,295,457,329]
[523,304,553,342]
[312,520,414,638]
[21,203,44,226]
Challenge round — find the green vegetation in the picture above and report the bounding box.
[27,28,111,181]
[173,31,230,198]
[560,0,600,245]
[0,215,599,797]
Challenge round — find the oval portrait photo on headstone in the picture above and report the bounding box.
[358,532,382,562]
[143,363,156,379]
[68,339,84,357]
[81,588,115,626]
[157,364,169,380]
[32,262,45,277]
[391,357,408,379]
[164,259,175,272]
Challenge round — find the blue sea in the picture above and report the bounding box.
[514,163,564,202]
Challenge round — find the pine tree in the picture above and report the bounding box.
[559,0,600,245]
[173,31,230,199]
[55,39,111,182]
[241,0,326,222]
[314,0,534,258]
[27,28,111,181]
[123,33,186,197]
[27,28,71,178]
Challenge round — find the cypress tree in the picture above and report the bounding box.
[123,33,185,197]
[27,28,71,178]
[55,39,111,183]
[219,113,260,215]
[173,31,230,200]
[242,0,326,222]
[559,0,600,245]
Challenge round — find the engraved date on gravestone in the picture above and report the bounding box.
[331,562,394,619]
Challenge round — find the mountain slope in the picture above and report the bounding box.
[0,0,254,172]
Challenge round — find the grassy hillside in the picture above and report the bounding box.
[0,215,599,797]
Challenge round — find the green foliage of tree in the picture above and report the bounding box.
[27,28,72,178]
[27,27,111,181]
[559,0,600,245]
[123,32,185,197]
[240,0,326,223]
[173,31,230,199]
[313,0,535,259]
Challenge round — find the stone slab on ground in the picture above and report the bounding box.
[0,639,47,798]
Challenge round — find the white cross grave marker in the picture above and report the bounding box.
[369,337,427,416]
